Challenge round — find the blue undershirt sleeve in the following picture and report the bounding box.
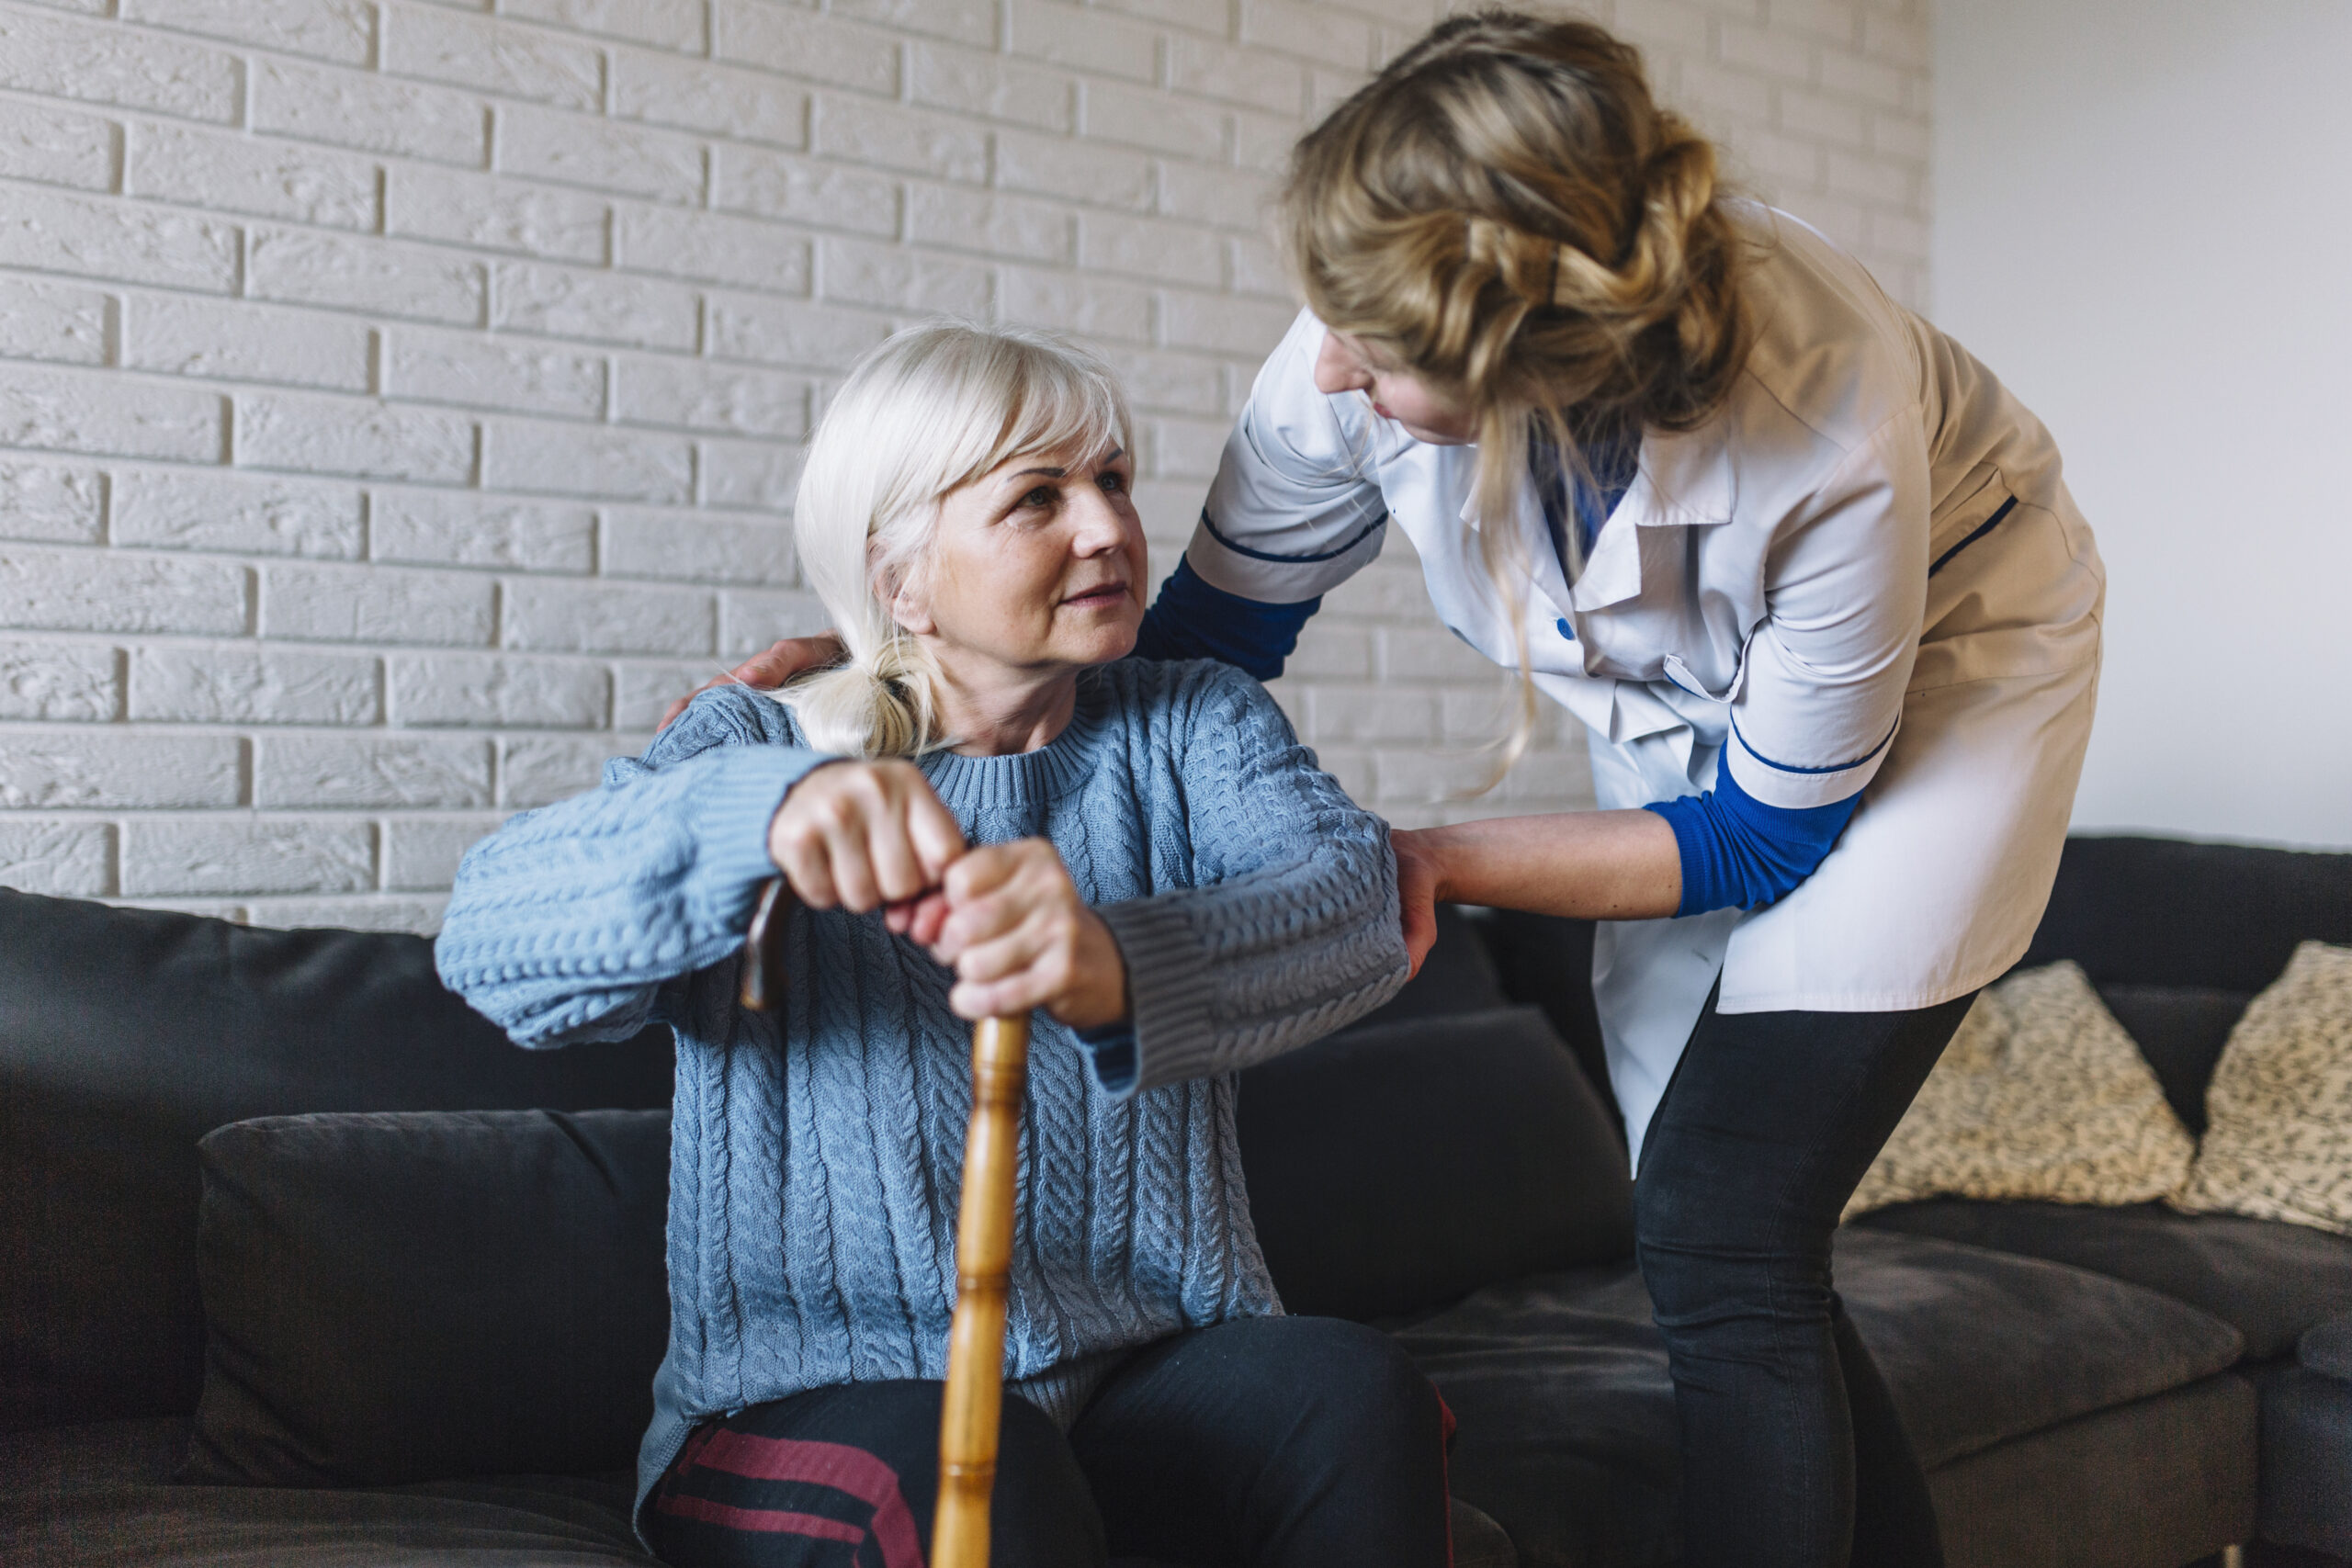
[1644,761,1863,918]
[1132,555,1322,682]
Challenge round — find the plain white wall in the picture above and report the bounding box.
[1933,0,2352,850]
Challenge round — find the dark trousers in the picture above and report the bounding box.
[1636,989,1977,1568]
[644,1314,1454,1568]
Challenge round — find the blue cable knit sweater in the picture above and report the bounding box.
[433,659,1408,1520]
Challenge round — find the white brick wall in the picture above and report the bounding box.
[0,0,1928,932]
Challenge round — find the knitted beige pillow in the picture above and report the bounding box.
[1844,962,2195,1221]
[2171,942,2352,1236]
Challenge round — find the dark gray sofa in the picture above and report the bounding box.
[4,834,2347,1567]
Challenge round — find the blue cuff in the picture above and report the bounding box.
[1133,556,1321,682]
[1073,1023,1138,1095]
[1644,760,1861,918]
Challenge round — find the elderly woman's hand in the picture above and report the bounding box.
[766,759,965,914]
[913,839,1129,1029]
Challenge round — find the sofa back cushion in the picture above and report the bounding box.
[184,1109,671,1486]
[1461,908,1618,1139]
[0,891,673,1432]
[2093,983,2255,1135]
[1237,1005,1634,1324]
[2023,836,2352,993]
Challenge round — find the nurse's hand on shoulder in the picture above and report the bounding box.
[660,633,842,729]
[901,840,1129,1030]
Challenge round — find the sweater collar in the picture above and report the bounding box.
[918,668,1111,814]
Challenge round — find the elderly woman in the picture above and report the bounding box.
[434,323,1447,1568]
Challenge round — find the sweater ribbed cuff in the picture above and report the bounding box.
[1093,895,1217,1097]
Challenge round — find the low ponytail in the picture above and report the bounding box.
[767,321,1131,760]
[771,626,941,761]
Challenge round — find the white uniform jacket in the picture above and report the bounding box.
[1185,208,2105,1160]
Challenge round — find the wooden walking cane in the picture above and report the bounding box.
[741,877,1029,1568]
[931,1010,1030,1568]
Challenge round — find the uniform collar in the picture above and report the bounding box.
[1567,416,1736,612]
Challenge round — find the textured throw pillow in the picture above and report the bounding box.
[185,1108,671,1487]
[2172,942,2352,1236]
[1845,962,2196,1221]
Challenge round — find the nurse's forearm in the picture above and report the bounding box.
[1413,809,1683,922]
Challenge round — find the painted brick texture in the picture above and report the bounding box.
[0,0,1929,931]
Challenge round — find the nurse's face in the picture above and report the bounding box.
[1313,329,1478,445]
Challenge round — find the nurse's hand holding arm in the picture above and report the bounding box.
[1391,810,1679,968]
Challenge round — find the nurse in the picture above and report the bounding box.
[1146,14,2101,1568]
[684,13,2102,1567]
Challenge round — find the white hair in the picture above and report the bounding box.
[775,320,1132,759]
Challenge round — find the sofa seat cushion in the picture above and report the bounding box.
[1,1418,656,1566]
[2253,1358,2352,1557]
[5,1417,1512,1568]
[1398,1228,2245,1568]
[1854,1198,2352,1359]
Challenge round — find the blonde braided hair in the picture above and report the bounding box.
[1284,9,1753,774]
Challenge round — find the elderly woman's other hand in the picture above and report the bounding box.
[916,839,1128,1029]
[661,634,846,730]
[766,758,965,914]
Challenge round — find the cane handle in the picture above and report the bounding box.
[740,877,789,1012]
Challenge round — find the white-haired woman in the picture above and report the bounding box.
[435,323,1448,1568]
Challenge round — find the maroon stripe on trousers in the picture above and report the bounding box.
[686,1427,925,1568]
[654,1489,867,1545]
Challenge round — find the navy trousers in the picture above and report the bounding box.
[645,1314,1454,1568]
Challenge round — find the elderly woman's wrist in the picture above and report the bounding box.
[1057,911,1131,1030]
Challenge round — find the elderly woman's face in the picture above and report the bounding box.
[895,442,1148,678]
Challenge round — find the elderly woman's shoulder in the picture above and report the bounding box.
[651,682,804,762]
[1099,656,1287,733]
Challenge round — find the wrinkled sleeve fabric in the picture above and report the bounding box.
[1645,761,1863,916]
[433,687,831,1050]
[1720,412,1931,810]
[1183,309,1391,614]
[1086,662,1410,1097]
